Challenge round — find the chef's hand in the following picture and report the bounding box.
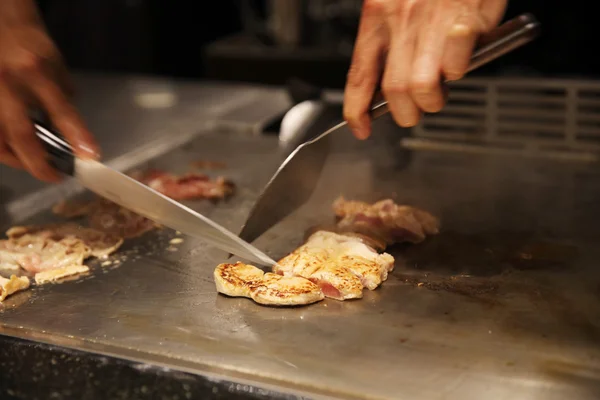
[344,0,507,139]
[0,0,99,182]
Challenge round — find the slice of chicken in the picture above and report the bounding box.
[277,231,395,299]
[0,275,30,302]
[250,273,324,306]
[7,223,123,259]
[214,262,323,306]
[35,265,90,284]
[214,262,265,298]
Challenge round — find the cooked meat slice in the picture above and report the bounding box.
[52,199,96,218]
[303,263,363,300]
[0,275,30,302]
[35,265,89,284]
[277,231,395,299]
[333,197,439,245]
[250,273,324,306]
[214,262,323,306]
[52,197,156,239]
[0,235,90,274]
[214,262,265,298]
[135,169,235,201]
[86,199,157,239]
[6,223,123,258]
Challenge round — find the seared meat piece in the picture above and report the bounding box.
[333,197,439,245]
[214,262,324,306]
[276,231,395,300]
[133,169,235,201]
[0,275,30,302]
[35,265,90,284]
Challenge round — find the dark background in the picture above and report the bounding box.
[35,0,596,88]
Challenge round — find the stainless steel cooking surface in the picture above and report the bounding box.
[2,117,600,399]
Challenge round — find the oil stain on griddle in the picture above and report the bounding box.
[391,230,579,299]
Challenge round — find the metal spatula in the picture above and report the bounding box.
[238,13,541,244]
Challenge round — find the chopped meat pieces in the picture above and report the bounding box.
[133,169,235,201]
[276,231,395,299]
[0,234,89,274]
[0,275,30,301]
[0,223,122,286]
[333,197,440,245]
[6,223,123,258]
[214,262,324,306]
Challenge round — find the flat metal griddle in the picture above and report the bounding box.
[1,129,600,400]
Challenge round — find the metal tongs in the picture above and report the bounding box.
[237,13,541,244]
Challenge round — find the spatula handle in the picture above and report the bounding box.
[370,13,541,120]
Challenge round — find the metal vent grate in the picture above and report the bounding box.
[405,77,600,161]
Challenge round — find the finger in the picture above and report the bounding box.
[479,0,508,28]
[381,2,422,128]
[441,18,479,81]
[27,73,100,160]
[410,5,447,113]
[0,137,24,170]
[344,0,387,140]
[0,84,60,182]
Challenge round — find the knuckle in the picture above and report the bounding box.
[11,51,44,75]
[346,63,374,90]
[410,76,439,94]
[382,79,410,97]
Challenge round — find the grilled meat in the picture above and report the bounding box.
[132,169,235,201]
[276,231,395,300]
[214,262,324,306]
[333,197,439,245]
[0,275,30,302]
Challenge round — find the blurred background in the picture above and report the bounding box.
[36,0,595,88]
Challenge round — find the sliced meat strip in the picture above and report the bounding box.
[135,169,235,201]
[333,197,439,245]
[86,199,157,239]
[214,262,323,306]
[251,273,324,306]
[6,223,123,258]
[214,262,265,298]
[35,265,90,284]
[0,275,30,302]
[0,234,89,274]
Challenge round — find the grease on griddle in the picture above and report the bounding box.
[393,231,579,299]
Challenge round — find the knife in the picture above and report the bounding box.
[237,13,541,244]
[34,122,277,266]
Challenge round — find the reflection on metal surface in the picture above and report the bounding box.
[129,80,178,109]
[1,133,600,399]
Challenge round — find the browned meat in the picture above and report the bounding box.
[0,275,30,302]
[214,262,324,306]
[275,231,395,300]
[333,197,439,245]
[133,169,235,201]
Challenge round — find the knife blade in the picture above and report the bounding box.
[34,122,277,266]
[237,13,541,244]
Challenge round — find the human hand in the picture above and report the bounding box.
[344,0,507,139]
[0,0,99,181]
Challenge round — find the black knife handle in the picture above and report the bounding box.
[33,120,75,176]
